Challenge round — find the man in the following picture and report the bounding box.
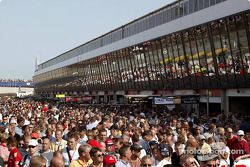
[115,145,132,167]
[62,133,80,166]
[23,139,41,167]
[180,154,199,167]
[50,130,67,152]
[231,130,250,161]
[141,155,153,167]
[130,143,142,167]
[40,137,54,164]
[156,143,173,167]
[69,144,92,167]
[7,136,22,167]
[197,135,211,155]
[89,147,104,167]
[99,129,108,143]
[15,117,25,137]
[0,115,9,127]
[139,130,152,154]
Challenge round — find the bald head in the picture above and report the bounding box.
[50,157,64,167]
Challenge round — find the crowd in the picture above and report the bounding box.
[0,97,249,167]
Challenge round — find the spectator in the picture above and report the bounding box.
[29,155,47,167]
[89,147,104,167]
[50,130,67,151]
[69,144,92,167]
[141,155,153,167]
[231,130,250,161]
[115,145,132,167]
[40,137,53,165]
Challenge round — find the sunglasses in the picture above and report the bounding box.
[96,153,104,157]
[143,164,152,167]
[29,146,37,148]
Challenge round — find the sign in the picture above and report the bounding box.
[181,95,200,104]
[56,94,65,98]
[154,97,174,105]
[232,159,250,167]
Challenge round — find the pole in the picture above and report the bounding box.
[207,89,209,117]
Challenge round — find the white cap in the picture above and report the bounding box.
[237,130,244,136]
[199,135,206,140]
[9,120,17,124]
[28,139,38,146]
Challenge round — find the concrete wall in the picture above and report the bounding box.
[0,87,34,96]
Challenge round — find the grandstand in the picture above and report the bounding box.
[33,0,250,115]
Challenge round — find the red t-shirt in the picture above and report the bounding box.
[231,139,250,160]
[227,135,238,150]
[7,147,22,167]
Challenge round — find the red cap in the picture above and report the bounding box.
[103,155,116,165]
[31,132,40,139]
[105,139,114,145]
[87,139,102,149]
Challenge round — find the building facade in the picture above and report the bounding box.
[33,0,250,115]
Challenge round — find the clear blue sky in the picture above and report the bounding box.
[0,0,174,80]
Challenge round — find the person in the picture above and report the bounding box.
[7,136,22,167]
[50,130,67,152]
[29,155,47,167]
[69,144,92,167]
[231,130,250,161]
[23,139,41,167]
[89,147,104,167]
[156,143,173,167]
[0,133,10,163]
[115,145,132,167]
[141,155,153,167]
[130,143,142,167]
[197,135,211,155]
[180,154,200,167]
[50,156,64,167]
[40,137,53,165]
[63,133,81,166]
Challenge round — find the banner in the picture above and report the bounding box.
[232,159,250,167]
[154,97,174,105]
[181,95,200,104]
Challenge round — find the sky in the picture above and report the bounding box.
[0,0,174,80]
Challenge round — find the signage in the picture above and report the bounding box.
[154,97,174,105]
[56,94,65,98]
[231,159,250,167]
[181,95,200,104]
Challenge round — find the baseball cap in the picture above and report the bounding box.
[105,139,114,145]
[31,132,40,139]
[10,120,17,124]
[28,139,38,146]
[237,130,244,136]
[87,139,102,149]
[149,140,158,146]
[103,155,117,165]
[158,143,170,156]
[130,143,142,152]
[199,135,206,140]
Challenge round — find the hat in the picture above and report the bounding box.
[197,153,218,162]
[130,143,142,152]
[10,120,17,124]
[28,139,38,146]
[103,155,117,165]
[105,139,114,145]
[31,132,40,139]
[199,135,206,140]
[149,140,158,146]
[87,139,102,149]
[158,143,170,156]
[237,130,244,136]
